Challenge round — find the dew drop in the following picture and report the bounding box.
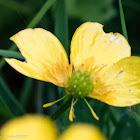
[115,70,124,77]
[129,90,134,92]
[110,35,117,41]
[80,76,84,81]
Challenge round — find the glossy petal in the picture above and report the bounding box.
[90,56,140,107]
[70,22,131,71]
[1,115,57,140]
[59,124,107,140]
[5,28,71,87]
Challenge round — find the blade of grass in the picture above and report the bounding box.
[35,81,44,114]
[119,0,140,126]
[0,0,56,69]
[0,96,14,119]
[129,107,140,127]
[54,0,69,122]
[0,72,25,116]
[51,96,72,120]
[118,0,128,40]
[54,0,69,98]
[0,50,24,60]
[55,0,69,55]
[0,0,29,14]
[27,0,56,28]
[19,78,33,107]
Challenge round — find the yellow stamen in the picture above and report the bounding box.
[83,98,99,120]
[69,98,78,121]
[43,94,68,108]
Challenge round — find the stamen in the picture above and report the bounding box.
[43,94,68,108]
[83,98,99,120]
[69,98,77,121]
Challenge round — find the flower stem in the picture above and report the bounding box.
[118,0,128,40]
[51,96,72,120]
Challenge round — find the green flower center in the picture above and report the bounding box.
[66,70,94,98]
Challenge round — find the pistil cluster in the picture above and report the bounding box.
[66,70,94,98]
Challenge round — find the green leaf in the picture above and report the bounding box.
[66,0,116,23]
[0,50,24,60]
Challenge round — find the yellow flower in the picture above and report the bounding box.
[5,22,140,121]
[0,115,107,140]
[0,115,57,140]
[60,123,107,140]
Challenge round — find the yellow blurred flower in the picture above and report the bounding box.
[60,123,107,140]
[0,115,57,140]
[5,22,140,121]
[0,115,107,140]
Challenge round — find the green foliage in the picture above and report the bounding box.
[0,50,24,60]
[0,72,25,116]
[0,96,13,119]
[66,0,116,23]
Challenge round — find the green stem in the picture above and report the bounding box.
[118,0,128,40]
[0,0,56,69]
[51,96,72,120]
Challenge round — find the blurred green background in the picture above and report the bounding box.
[0,0,140,139]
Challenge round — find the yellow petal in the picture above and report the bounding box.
[5,28,71,87]
[70,22,131,71]
[90,56,140,107]
[1,115,57,140]
[59,123,107,140]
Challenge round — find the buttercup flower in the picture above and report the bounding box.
[59,123,107,140]
[0,115,57,140]
[5,22,140,121]
[0,115,107,140]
